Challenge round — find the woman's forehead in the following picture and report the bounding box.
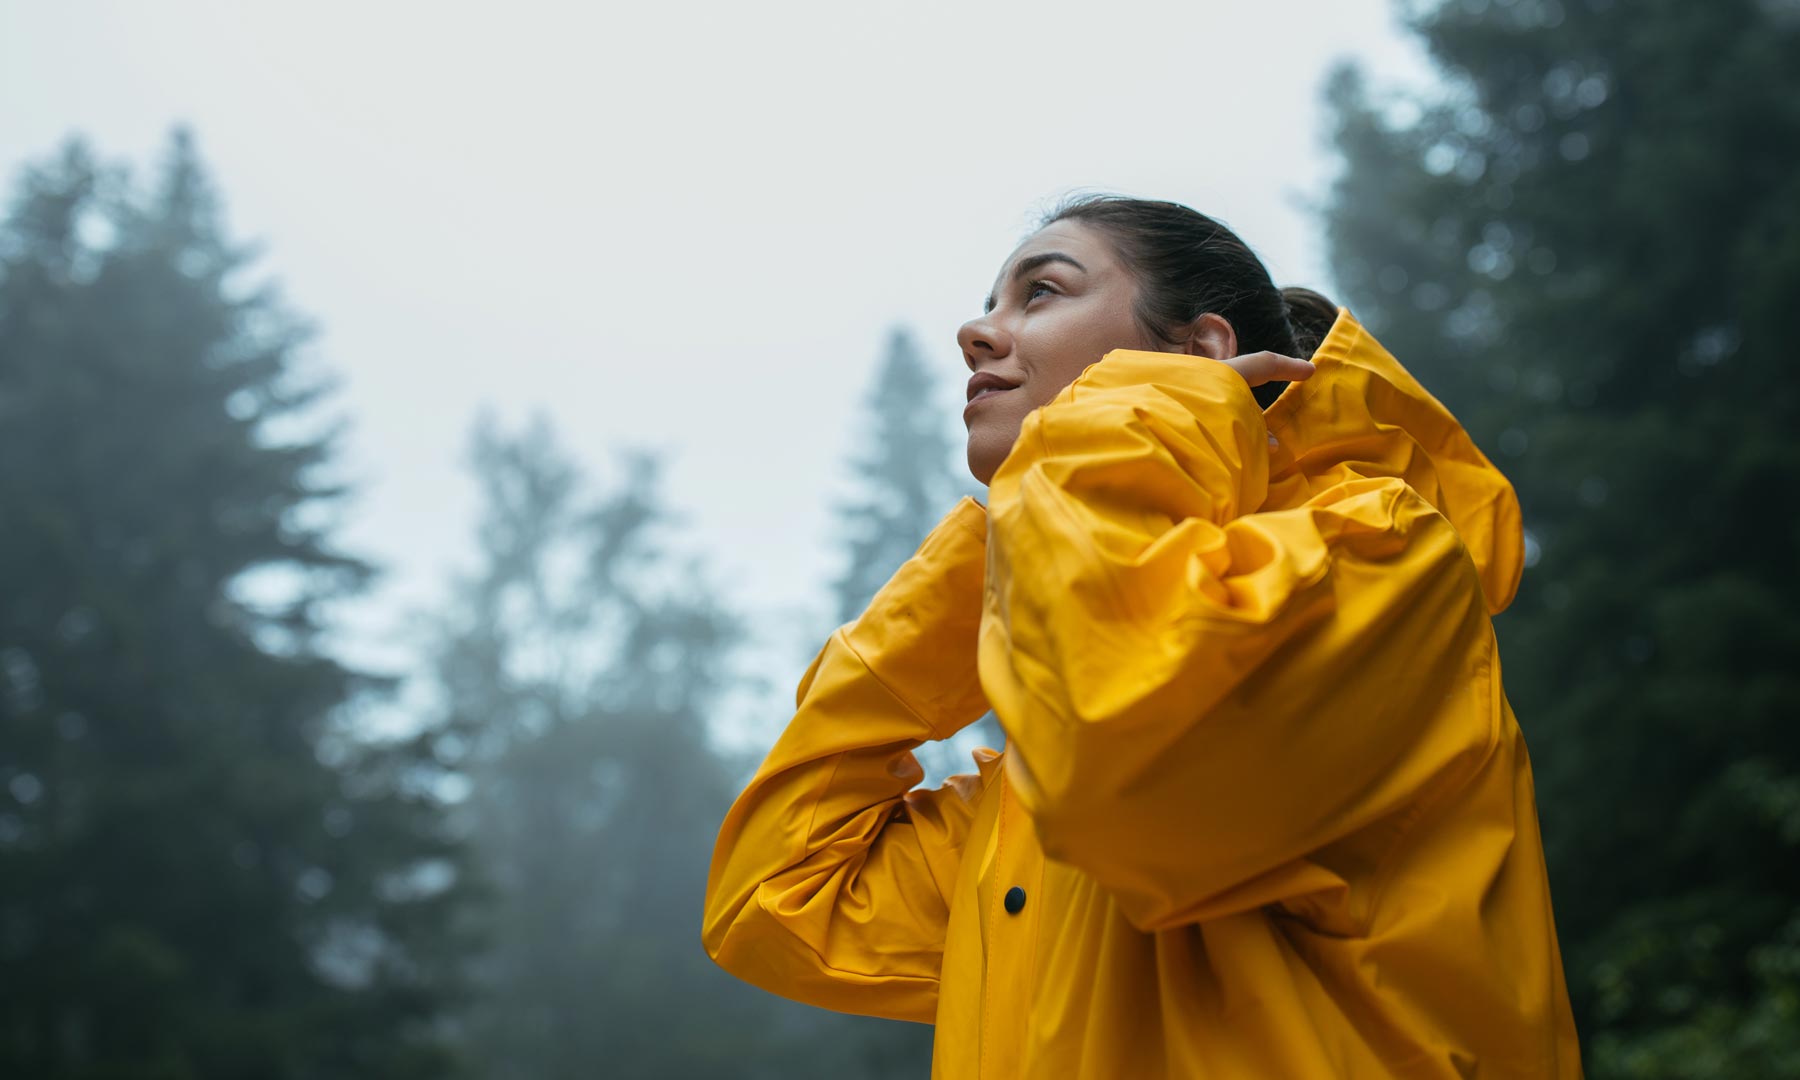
[992,221,1114,291]
[1009,220,1100,263]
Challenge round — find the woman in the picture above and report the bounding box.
[703,196,1583,1078]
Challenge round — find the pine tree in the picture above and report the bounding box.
[830,326,966,625]
[829,327,1000,795]
[431,417,932,1078]
[0,132,472,1078]
[1321,1,1800,1072]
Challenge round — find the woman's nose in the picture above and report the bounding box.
[957,316,1012,370]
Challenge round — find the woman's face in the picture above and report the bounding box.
[957,220,1154,485]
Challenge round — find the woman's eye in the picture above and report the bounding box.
[1026,280,1055,302]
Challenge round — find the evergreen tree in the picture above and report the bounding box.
[831,326,965,625]
[830,327,1000,795]
[1321,1,1800,1072]
[0,132,471,1078]
[431,417,932,1078]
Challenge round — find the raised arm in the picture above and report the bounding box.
[702,497,992,1022]
[978,351,1499,932]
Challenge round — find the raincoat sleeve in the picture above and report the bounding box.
[980,353,1497,933]
[702,497,992,1023]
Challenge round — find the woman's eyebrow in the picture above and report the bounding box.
[984,251,1089,313]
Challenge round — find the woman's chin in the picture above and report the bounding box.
[965,435,1010,488]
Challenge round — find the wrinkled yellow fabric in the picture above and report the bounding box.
[703,309,1583,1078]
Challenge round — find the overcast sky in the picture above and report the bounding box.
[1,1,1434,739]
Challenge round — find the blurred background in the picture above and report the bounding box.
[1,0,1795,1076]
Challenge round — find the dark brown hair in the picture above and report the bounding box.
[1042,194,1339,408]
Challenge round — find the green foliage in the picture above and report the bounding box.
[0,132,472,1078]
[1322,0,1800,1071]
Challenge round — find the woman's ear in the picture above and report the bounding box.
[1180,312,1238,360]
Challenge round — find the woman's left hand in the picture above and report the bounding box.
[1216,351,1315,389]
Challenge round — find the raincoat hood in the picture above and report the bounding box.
[1261,308,1524,614]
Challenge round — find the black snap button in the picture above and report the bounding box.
[1004,886,1027,914]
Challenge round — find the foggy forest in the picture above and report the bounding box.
[2,0,1797,1076]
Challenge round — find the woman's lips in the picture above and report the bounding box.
[962,386,1015,421]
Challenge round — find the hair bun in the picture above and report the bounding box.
[1280,286,1339,359]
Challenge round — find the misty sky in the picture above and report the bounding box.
[1,1,1433,740]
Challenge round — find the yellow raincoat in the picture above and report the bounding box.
[703,309,1583,1077]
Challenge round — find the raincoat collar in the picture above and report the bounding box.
[1261,308,1524,615]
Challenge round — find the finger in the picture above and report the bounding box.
[1232,351,1315,386]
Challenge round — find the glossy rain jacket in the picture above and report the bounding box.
[703,309,1583,1078]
